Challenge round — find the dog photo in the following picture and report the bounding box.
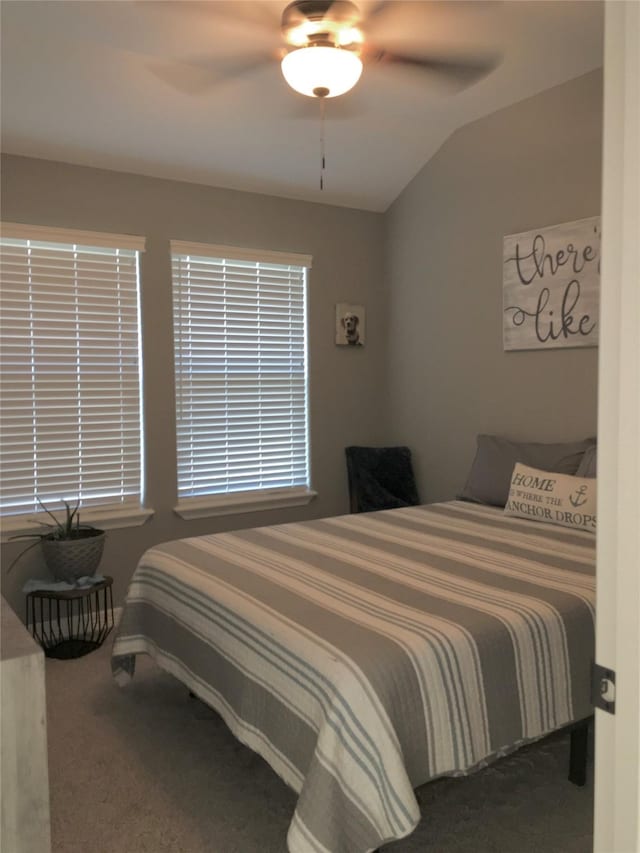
[336,303,365,347]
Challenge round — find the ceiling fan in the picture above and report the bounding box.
[279,0,499,98]
[145,0,501,101]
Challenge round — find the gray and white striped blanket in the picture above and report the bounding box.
[112,501,595,853]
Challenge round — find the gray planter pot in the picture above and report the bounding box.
[41,530,106,583]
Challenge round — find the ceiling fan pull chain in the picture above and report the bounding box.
[319,94,326,191]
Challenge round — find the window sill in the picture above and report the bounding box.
[174,486,317,520]
[1,505,154,543]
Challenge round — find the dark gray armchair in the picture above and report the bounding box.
[345,445,420,513]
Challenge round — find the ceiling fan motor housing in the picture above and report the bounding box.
[282,0,362,49]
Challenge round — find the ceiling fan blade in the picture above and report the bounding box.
[363,0,500,23]
[361,2,392,24]
[366,48,501,90]
[147,52,277,96]
[138,1,281,34]
[362,1,503,57]
[197,1,282,31]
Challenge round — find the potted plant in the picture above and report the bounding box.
[8,499,105,583]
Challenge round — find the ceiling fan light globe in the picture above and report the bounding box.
[281,46,363,98]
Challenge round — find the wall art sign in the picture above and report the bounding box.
[503,216,600,351]
[336,303,365,346]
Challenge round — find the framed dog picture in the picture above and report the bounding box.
[336,303,365,347]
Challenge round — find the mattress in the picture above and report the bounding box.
[112,500,596,853]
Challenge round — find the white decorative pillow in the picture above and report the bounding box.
[504,463,596,533]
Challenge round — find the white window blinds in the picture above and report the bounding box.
[171,242,311,504]
[0,224,145,519]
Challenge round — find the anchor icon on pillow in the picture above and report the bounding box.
[569,485,589,508]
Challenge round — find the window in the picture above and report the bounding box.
[171,241,315,518]
[0,223,151,535]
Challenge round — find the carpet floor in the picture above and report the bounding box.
[46,641,594,853]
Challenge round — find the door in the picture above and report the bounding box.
[593,2,640,851]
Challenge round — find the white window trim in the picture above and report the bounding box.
[1,505,154,542]
[1,224,148,530]
[174,486,317,520]
[1,222,146,252]
[169,239,312,268]
[171,243,313,511]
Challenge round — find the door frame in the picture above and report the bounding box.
[593,2,640,851]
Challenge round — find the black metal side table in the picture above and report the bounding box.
[26,576,114,659]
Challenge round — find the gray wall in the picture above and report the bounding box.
[1,69,604,614]
[0,155,389,611]
[385,70,602,503]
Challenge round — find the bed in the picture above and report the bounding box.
[112,500,596,853]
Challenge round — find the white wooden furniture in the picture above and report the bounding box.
[1,596,51,853]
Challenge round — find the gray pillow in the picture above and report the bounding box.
[575,443,597,478]
[458,434,596,507]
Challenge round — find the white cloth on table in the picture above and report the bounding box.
[23,574,106,594]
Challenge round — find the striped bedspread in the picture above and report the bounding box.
[112,501,595,853]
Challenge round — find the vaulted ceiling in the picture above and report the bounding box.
[1,1,603,211]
